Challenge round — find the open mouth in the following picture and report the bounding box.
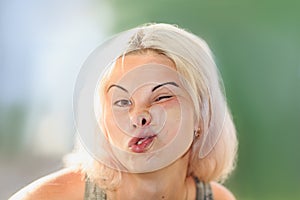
[128,135,156,153]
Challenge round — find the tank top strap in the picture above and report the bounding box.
[84,175,213,200]
[84,176,107,200]
[193,176,214,200]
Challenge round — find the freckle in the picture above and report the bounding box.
[161,196,165,199]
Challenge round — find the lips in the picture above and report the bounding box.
[128,135,156,153]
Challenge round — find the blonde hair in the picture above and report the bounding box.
[65,23,238,189]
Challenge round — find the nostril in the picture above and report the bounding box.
[131,112,151,128]
[141,118,147,126]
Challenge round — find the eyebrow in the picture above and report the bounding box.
[151,82,179,92]
[107,81,179,93]
[107,84,128,93]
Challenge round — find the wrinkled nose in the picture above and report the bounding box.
[131,111,151,128]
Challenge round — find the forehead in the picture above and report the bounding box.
[108,53,176,84]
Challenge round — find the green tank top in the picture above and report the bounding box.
[84,176,214,200]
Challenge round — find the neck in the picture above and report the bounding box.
[107,151,196,200]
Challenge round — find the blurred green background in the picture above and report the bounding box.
[1,0,299,199]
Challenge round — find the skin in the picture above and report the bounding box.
[103,53,196,173]
[104,62,188,152]
[9,53,236,200]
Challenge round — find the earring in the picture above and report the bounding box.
[194,128,201,138]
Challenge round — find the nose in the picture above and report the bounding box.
[131,111,151,128]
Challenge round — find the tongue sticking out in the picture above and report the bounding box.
[128,136,156,153]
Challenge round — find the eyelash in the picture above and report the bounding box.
[113,99,132,107]
[154,95,173,102]
[113,95,174,107]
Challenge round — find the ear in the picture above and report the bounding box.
[194,119,203,138]
[194,123,199,132]
[194,127,201,138]
[193,114,199,130]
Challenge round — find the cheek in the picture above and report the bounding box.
[103,103,123,138]
[103,103,133,146]
[163,100,182,122]
[162,99,195,134]
[158,100,182,140]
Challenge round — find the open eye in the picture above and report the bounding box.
[154,95,173,102]
[113,99,132,107]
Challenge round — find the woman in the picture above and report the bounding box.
[10,23,238,200]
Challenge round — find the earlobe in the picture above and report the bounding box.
[194,127,201,138]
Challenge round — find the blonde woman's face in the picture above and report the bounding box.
[100,53,196,171]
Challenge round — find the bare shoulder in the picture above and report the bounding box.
[211,182,236,200]
[9,167,85,200]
